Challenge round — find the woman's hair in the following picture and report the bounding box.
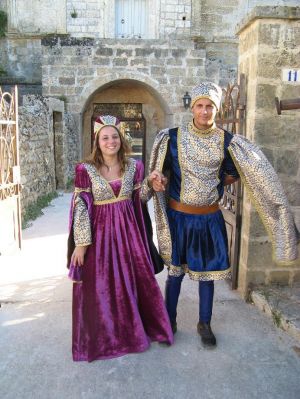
[84,126,131,173]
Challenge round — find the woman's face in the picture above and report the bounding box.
[98,126,121,157]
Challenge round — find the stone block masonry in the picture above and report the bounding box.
[41,37,207,124]
[236,6,300,295]
[18,95,79,211]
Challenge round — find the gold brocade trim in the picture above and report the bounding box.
[159,135,169,172]
[168,264,232,281]
[188,121,217,137]
[74,187,91,193]
[76,242,92,247]
[93,196,130,205]
[151,132,173,265]
[217,129,225,185]
[228,146,298,266]
[177,127,184,202]
[178,125,224,205]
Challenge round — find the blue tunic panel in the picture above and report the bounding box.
[163,126,239,277]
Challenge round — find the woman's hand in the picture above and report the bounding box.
[224,175,239,186]
[71,246,88,267]
[148,170,168,192]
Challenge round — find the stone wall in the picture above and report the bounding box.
[18,95,78,210]
[236,6,300,295]
[41,36,207,162]
[159,0,191,38]
[6,0,66,35]
[0,38,42,84]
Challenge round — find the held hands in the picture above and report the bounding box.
[71,246,88,267]
[147,170,168,192]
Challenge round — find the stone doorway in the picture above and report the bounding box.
[82,79,172,170]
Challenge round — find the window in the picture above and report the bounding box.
[115,0,148,39]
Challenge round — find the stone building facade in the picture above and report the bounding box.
[0,0,299,293]
[236,6,300,293]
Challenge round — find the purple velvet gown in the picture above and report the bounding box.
[69,159,173,361]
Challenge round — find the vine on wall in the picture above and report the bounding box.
[0,10,7,37]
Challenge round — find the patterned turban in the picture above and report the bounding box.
[94,115,121,136]
[191,82,223,110]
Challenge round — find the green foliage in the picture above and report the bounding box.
[58,95,67,103]
[271,309,282,328]
[70,8,78,18]
[0,65,6,76]
[22,191,59,229]
[0,10,7,37]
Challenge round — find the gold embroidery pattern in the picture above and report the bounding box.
[74,187,91,193]
[179,125,224,205]
[120,158,136,197]
[140,178,153,202]
[168,264,232,281]
[187,121,217,136]
[83,159,136,202]
[229,135,299,264]
[94,196,130,205]
[146,129,173,265]
[73,196,92,246]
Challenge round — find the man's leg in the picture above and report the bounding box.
[165,274,185,333]
[197,280,216,346]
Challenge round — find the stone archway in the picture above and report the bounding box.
[81,78,173,168]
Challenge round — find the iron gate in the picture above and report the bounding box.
[0,85,22,255]
[217,74,246,289]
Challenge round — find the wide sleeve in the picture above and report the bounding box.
[140,129,170,202]
[133,159,153,202]
[132,160,164,274]
[72,164,93,247]
[228,134,299,264]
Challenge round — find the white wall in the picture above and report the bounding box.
[7,0,66,34]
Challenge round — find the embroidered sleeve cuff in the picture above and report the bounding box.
[140,177,154,202]
[73,197,92,246]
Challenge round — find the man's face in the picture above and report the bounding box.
[191,98,217,130]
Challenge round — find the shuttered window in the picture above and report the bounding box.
[115,0,148,39]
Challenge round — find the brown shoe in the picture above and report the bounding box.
[197,321,216,346]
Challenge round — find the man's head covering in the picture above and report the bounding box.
[94,115,121,136]
[190,82,222,110]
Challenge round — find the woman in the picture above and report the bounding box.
[67,115,173,362]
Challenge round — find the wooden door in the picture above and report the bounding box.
[115,0,148,39]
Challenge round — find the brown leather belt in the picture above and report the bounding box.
[169,198,219,215]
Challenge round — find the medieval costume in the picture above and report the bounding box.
[142,82,299,343]
[67,122,173,362]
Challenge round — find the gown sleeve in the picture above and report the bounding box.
[73,164,93,246]
[140,129,170,202]
[228,134,299,264]
[132,160,164,274]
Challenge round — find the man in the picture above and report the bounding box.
[142,81,298,347]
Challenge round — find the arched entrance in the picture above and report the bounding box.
[81,79,173,169]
